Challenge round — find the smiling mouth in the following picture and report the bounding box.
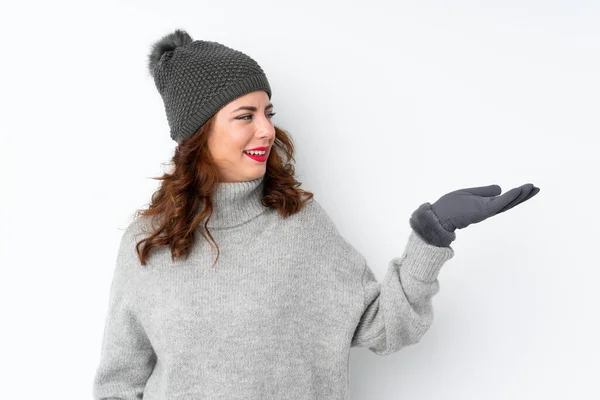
[243,150,267,155]
[243,152,268,162]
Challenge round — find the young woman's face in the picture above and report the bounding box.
[208,90,276,182]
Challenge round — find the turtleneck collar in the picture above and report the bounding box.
[206,175,267,229]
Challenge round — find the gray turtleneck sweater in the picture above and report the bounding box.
[92,176,455,399]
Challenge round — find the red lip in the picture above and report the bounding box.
[244,152,268,162]
[245,146,269,151]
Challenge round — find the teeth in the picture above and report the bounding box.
[244,150,266,155]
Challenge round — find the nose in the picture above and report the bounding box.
[257,115,275,139]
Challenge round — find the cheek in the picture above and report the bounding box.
[216,137,243,154]
[234,133,255,153]
[228,141,247,160]
[211,128,253,159]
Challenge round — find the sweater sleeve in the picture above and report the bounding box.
[350,229,455,356]
[92,227,157,399]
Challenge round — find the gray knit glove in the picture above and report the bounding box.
[409,183,540,247]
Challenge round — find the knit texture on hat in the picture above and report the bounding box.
[147,29,272,143]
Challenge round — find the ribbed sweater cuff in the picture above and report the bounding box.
[401,230,455,282]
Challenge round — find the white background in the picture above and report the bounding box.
[1,0,598,398]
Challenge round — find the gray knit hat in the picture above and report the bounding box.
[147,29,272,144]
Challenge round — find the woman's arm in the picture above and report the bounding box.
[350,230,454,356]
[92,227,157,399]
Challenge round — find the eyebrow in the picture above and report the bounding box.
[231,103,274,113]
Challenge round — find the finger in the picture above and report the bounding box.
[487,186,523,215]
[502,186,540,211]
[521,186,540,203]
[460,184,502,197]
[496,184,535,214]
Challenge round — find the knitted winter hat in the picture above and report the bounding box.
[147,29,272,144]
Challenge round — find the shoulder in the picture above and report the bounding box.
[114,214,156,268]
[302,200,368,278]
[280,198,366,264]
[120,214,152,246]
[282,197,341,239]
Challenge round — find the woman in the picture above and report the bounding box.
[92,29,539,399]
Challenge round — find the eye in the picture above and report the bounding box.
[236,112,276,121]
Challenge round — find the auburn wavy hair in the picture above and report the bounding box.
[131,115,314,268]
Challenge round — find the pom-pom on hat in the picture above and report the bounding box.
[147,29,272,144]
